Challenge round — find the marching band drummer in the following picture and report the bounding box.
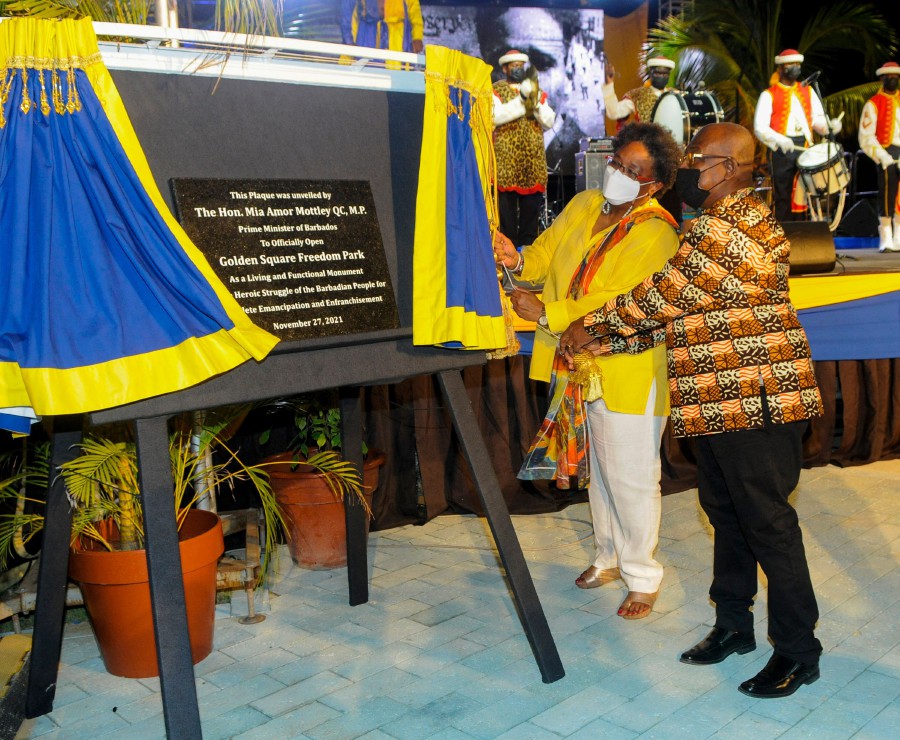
[603,53,683,223]
[492,49,557,250]
[754,48,843,222]
[859,61,900,252]
[603,54,677,130]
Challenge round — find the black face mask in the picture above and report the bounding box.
[675,168,712,209]
[884,77,900,93]
[650,73,669,90]
[508,67,526,83]
[783,65,802,82]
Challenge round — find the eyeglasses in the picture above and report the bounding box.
[681,152,752,168]
[606,156,656,183]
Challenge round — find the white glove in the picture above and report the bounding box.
[774,134,795,154]
[878,151,894,170]
[518,78,534,99]
[828,117,842,135]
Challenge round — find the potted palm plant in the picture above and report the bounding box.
[0,416,287,678]
[259,391,386,569]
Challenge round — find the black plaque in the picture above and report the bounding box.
[172,179,400,341]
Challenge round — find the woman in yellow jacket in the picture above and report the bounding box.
[495,122,681,619]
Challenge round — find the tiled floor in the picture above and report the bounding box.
[15,459,900,739]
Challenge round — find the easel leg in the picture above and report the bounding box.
[340,388,368,606]
[135,416,202,738]
[25,418,82,718]
[436,370,565,683]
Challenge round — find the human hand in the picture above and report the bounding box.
[508,288,543,321]
[828,117,842,135]
[559,318,596,368]
[493,230,519,268]
[411,39,424,54]
[605,62,615,84]
[775,134,795,154]
[519,78,534,99]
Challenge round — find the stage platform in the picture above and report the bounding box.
[821,245,900,276]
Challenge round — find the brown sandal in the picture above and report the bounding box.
[575,566,620,589]
[617,591,658,619]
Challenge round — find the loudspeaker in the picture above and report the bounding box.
[835,198,879,237]
[783,221,836,275]
[574,152,607,193]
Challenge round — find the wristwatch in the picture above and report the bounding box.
[537,310,549,329]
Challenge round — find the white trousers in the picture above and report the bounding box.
[586,381,665,593]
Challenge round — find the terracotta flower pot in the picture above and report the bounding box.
[265,450,385,569]
[68,509,224,679]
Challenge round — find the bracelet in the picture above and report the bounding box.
[512,253,524,275]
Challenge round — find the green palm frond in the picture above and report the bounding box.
[1,0,281,36]
[302,450,368,516]
[1,1,86,20]
[53,428,283,557]
[215,0,282,36]
[1,0,151,23]
[167,427,283,582]
[0,441,50,568]
[61,437,135,509]
[798,2,897,76]
[824,82,883,140]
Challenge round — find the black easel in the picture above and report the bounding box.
[25,333,564,738]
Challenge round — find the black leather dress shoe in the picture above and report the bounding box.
[738,653,820,698]
[680,627,756,665]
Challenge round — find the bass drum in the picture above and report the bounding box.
[796,141,850,231]
[796,142,850,196]
[650,91,724,146]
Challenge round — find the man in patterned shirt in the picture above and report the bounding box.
[560,122,824,699]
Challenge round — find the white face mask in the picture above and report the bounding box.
[602,166,642,205]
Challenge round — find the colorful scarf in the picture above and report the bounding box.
[518,204,676,490]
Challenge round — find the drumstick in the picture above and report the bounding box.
[791,140,843,153]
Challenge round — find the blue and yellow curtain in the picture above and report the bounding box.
[791,273,900,361]
[412,45,515,354]
[0,18,278,434]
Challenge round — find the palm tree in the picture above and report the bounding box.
[649,0,897,138]
[0,0,282,36]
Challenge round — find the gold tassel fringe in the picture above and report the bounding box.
[569,353,604,403]
[0,53,98,129]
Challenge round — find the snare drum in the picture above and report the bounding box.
[796,142,850,196]
[650,91,724,146]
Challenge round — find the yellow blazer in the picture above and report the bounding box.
[519,190,679,416]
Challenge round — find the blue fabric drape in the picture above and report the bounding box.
[444,91,501,318]
[1,70,236,369]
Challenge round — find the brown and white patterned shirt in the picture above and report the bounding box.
[584,188,823,438]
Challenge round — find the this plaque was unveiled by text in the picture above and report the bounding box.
[172,179,399,341]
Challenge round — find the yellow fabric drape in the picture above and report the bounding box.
[413,45,513,352]
[0,18,278,428]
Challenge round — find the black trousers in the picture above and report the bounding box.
[695,414,822,665]
[498,190,543,248]
[770,136,807,223]
[875,144,900,218]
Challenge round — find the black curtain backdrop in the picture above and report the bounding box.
[367,356,900,530]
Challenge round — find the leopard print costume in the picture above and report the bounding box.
[625,85,663,124]
[493,80,548,193]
